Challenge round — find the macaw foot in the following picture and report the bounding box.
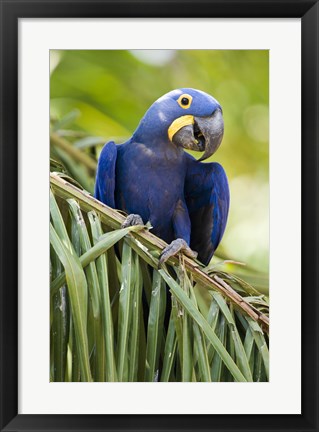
[121,213,144,228]
[159,239,198,266]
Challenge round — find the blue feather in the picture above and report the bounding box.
[94,141,117,208]
[95,88,229,264]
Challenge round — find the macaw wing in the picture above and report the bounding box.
[185,158,230,265]
[94,141,117,208]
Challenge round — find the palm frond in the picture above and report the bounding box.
[50,172,269,382]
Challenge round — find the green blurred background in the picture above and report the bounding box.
[50,49,269,275]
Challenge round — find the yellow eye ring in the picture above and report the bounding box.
[177,94,193,109]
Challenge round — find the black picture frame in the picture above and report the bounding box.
[1,1,318,431]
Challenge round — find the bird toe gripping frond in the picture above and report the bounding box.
[159,238,198,267]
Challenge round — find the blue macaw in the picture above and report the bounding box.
[95,88,229,265]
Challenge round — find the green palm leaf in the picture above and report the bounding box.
[50,173,269,383]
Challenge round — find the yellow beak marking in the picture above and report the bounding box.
[168,115,194,142]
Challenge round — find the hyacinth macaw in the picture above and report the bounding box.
[95,88,229,265]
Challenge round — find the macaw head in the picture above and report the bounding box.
[132,88,224,161]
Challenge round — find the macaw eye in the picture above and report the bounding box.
[177,94,193,109]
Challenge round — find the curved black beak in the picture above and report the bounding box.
[172,108,224,161]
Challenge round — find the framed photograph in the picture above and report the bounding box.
[1,1,318,431]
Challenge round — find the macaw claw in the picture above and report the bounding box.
[159,239,198,266]
[121,213,144,228]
